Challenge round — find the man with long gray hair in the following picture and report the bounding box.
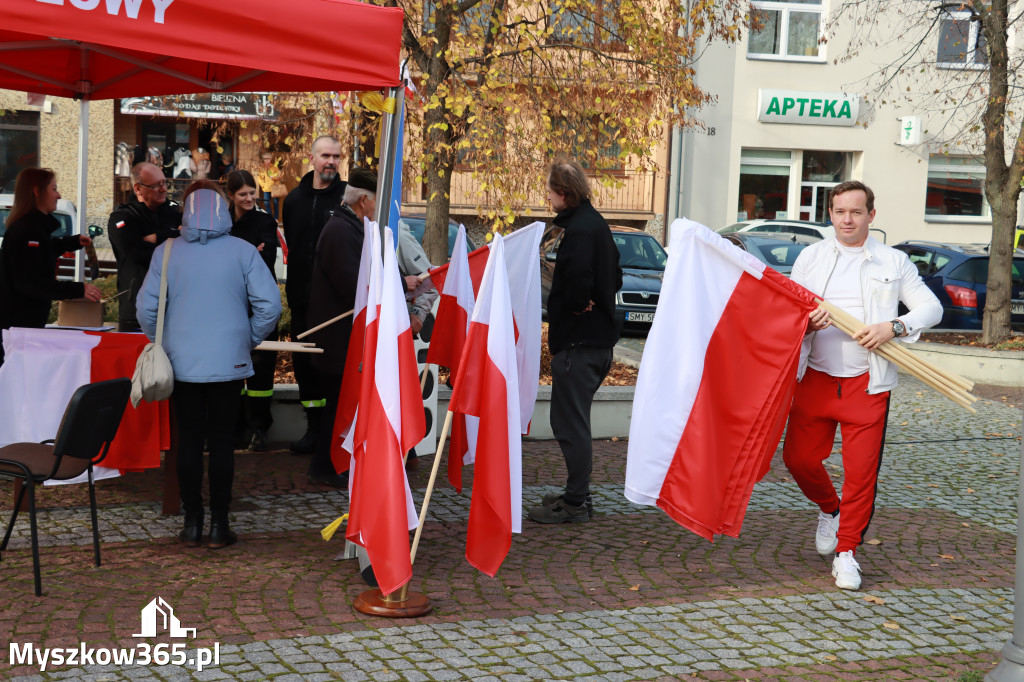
[529,159,622,524]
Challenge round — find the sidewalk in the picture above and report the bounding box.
[0,375,1020,680]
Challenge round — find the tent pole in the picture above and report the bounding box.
[75,98,89,282]
[374,84,405,247]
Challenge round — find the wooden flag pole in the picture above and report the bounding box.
[814,300,977,412]
[409,410,454,565]
[420,364,431,393]
[296,309,353,340]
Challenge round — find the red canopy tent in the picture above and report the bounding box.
[0,0,405,262]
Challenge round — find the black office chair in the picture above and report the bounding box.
[0,378,131,596]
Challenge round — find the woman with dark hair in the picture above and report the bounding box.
[0,168,102,364]
[137,181,281,548]
[226,169,280,451]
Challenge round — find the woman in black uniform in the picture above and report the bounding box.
[227,169,280,451]
[0,168,102,365]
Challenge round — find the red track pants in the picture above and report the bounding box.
[782,367,890,554]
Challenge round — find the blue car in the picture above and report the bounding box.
[893,240,1024,330]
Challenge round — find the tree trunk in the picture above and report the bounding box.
[982,186,1017,344]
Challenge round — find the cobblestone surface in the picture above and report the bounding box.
[0,375,1020,681]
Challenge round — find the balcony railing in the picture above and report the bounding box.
[404,169,657,216]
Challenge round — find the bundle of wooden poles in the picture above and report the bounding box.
[816,299,977,413]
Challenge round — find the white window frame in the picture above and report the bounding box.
[924,154,991,224]
[936,10,987,69]
[747,0,826,63]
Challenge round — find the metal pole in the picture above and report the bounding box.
[987,408,1024,682]
[374,85,405,244]
[75,97,89,282]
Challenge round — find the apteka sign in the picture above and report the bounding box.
[757,89,860,127]
[35,0,176,24]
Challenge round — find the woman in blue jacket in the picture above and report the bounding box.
[137,182,281,549]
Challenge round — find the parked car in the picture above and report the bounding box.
[540,224,667,334]
[719,218,833,240]
[399,214,476,259]
[722,231,818,276]
[893,240,1024,330]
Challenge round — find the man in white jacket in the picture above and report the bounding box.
[784,180,942,591]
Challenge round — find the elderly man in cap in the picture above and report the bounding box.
[307,167,430,485]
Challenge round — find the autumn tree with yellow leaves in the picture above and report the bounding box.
[387,0,747,263]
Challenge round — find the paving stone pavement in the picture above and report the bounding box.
[0,375,1020,681]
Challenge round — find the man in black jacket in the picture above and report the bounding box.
[108,162,181,332]
[528,160,623,524]
[306,167,376,486]
[281,136,346,454]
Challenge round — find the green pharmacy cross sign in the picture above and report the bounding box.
[757,89,860,127]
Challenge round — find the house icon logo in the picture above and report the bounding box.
[133,597,197,638]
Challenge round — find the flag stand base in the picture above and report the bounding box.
[353,583,432,618]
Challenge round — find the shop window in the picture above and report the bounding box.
[937,11,987,67]
[801,150,850,183]
[0,111,40,193]
[738,149,792,220]
[925,154,989,219]
[548,0,625,51]
[748,0,823,61]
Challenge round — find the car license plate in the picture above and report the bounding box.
[626,312,655,323]
[1013,300,1024,315]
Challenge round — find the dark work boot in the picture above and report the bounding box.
[179,511,204,548]
[289,407,322,455]
[207,514,237,549]
[248,428,269,453]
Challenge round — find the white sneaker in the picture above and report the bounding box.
[832,551,861,590]
[815,511,840,555]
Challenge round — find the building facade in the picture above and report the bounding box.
[668,0,1019,247]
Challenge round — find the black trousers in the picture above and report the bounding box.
[312,372,344,476]
[243,325,278,431]
[549,345,612,507]
[173,379,244,518]
[289,305,322,406]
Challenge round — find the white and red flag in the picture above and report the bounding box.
[624,219,817,540]
[447,234,523,576]
[329,216,375,474]
[345,226,425,595]
[429,222,544,434]
[424,225,478,491]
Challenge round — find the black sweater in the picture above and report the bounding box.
[281,171,345,309]
[546,200,623,355]
[0,209,85,330]
[231,206,279,276]
[107,199,181,328]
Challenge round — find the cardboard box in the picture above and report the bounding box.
[57,300,105,328]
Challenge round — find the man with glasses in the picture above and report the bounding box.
[108,162,182,332]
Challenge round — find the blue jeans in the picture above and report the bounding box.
[262,192,280,222]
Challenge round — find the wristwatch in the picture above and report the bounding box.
[891,319,906,337]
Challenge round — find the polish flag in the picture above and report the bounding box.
[0,328,168,481]
[330,216,374,474]
[424,226,477,491]
[429,222,544,433]
[345,226,425,595]
[448,234,522,576]
[624,219,818,540]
